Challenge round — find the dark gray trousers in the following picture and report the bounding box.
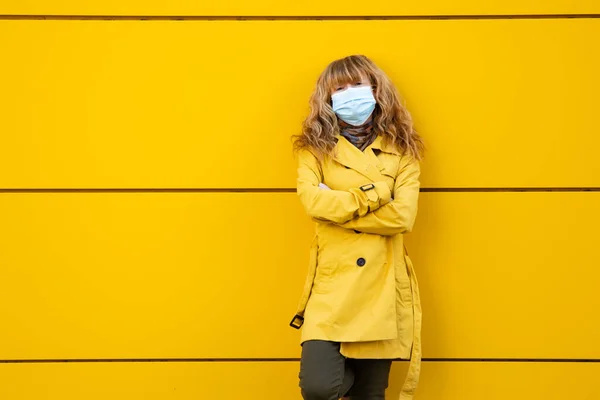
[299,340,392,400]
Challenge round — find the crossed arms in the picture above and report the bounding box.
[296,150,420,236]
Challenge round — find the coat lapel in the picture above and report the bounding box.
[369,134,402,176]
[333,134,386,182]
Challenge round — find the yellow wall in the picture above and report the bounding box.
[0,3,599,400]
[2,0,600,16]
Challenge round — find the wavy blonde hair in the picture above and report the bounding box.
[293,55,424,161]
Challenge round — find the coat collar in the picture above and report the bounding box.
[369,135,401,156]
[334,133,400,155]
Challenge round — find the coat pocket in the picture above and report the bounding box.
[397,259,413,306]
[312,263,337,294]
[311,235,337,294]
[398,277,413,306]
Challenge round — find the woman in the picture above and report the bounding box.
[290,55,424,400]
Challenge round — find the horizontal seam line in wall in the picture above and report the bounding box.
[1,358,599,363]
[0,14,599,21]
[0,188,600,193]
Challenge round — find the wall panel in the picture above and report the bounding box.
[1,1,599,16]
[1,20,599,188]
[0,362,598,399]
[0,193,598,359]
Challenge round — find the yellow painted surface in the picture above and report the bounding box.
[0,361,598,399]
[409,192,600,359]
[1,20,599,188]
[387,362,600,399]
[0,193,598,359]
[1,0,599,16]
[0,193,312,359]
[1,7,599,399]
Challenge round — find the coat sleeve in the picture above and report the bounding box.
[296,149,392,224]
[336,155,420,236]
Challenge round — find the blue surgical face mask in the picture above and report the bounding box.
[331,85,376,126]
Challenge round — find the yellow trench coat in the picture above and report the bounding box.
[290,134,422,400]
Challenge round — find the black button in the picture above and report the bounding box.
[356,258,366,267]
